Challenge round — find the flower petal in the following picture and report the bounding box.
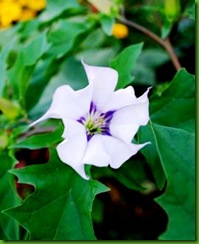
[110,124,140,143]
[102,86,136,112]
[137,87,151,102]
[82,135,111,167]
[82,62,118,111]
[110,88,150,143]
[99,136,149,168]
[56,119,88,179]
[30,84,92,126]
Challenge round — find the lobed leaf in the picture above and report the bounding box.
[4,149,108,240]
[152,124,195,240]
[0,152,21,240]
[138,68,195,240]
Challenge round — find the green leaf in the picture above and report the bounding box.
[111,157,152,191]
[0,152,21,240]
[25,57,60,112]
[161,19,173,39]
[0,131,9,150]
[17,20,40,42]
[0,98,21,120]
[151,69,195,132]
[183,2,195,20]
[0,39,18,96]
[39,0,81,22]
[10,124,63,149]
[77,47,119,66]
[100,14,114,36]
[47,19,91,58]
[7,31,50,107]
[4,149,108,240]
[161,0,180,38]
[152,124,195,240]
[0,25,20,49]
[110,43,143,89]
[80,28,107,49]
[164,0,180,19]
[26,19,93,112]
[138,68,195,239]
[138,124,166,190]
[132,49,169,85]
[28,57,88,119]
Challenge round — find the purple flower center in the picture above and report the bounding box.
[77,101,115,141]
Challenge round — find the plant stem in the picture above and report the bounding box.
[19,127,55,139]
[163,37,181,70]
[118,16,181,71]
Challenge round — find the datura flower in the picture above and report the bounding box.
[30,62,150,179]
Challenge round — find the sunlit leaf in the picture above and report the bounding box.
[0,98,21,119]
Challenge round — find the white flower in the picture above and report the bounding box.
[30,62,150,179]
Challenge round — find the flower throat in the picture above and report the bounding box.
[77,101,115,141]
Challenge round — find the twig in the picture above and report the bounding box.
[19,127,55,139]
[118,16,181,71]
